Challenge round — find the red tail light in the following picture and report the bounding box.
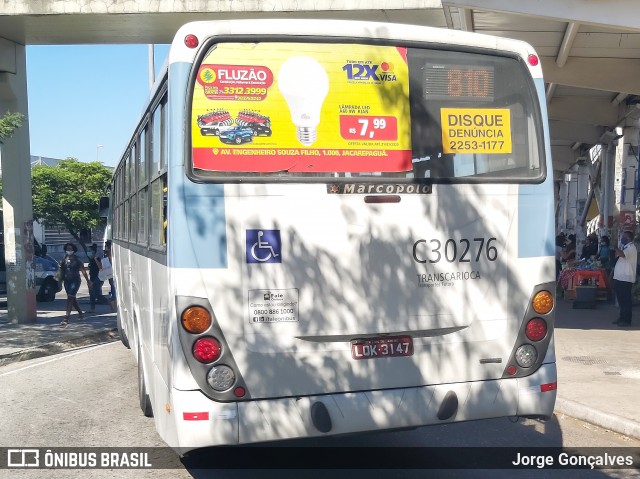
[193,337,222,363]
[525,318,547,341]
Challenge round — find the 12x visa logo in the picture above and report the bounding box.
[342,62,397,82]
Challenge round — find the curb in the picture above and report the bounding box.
[0,329,120,367]
[555,397,640,441]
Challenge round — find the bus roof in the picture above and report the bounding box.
[169,19,542,79]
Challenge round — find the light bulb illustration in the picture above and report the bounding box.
[277,56,329,146]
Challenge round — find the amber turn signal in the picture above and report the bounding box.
[532,290,553,315]
[181,306,212,334]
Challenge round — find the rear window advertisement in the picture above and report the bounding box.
[190,42,542,180]
[191,42,412,175]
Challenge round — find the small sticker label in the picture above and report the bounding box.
[248,289,299,323]
[441,108,512,154]
[246,229,282,263]
[213,409,238,420]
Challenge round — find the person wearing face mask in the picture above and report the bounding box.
[87,243,105,312]
[59,242,91,326]
[612,230,637,327]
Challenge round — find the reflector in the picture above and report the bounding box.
[183,412,209,421]
[540,382,557,392]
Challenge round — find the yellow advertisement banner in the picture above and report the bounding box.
[441,108,512,154]
[192,42,412,173]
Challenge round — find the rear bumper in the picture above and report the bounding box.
[170,363,556,452]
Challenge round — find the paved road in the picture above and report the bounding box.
[0,343,639,479]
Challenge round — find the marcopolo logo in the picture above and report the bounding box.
[327,183,432,195]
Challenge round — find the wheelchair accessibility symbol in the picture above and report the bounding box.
[246,229,282,263]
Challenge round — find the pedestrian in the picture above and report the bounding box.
[59,242,91,326]
[561,234,577,266]
[612,230,637,327]
[555,235,565,279]
[598,235,611,271]
[581,233,598,260]
[99,240,116,311]
[87,243,105,312]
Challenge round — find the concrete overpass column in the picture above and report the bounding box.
[557,176,569,233]
[586,146,605,235]
[575,160,590,252]
[0,38,36,323]
[565,166,578,235]
[614,126,639,237]
[602,139,617,238]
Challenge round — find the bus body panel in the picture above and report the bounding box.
[169,183,532,398]
[165,363,555,451]
[166,179,555,401]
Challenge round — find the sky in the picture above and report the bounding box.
[26,44,170,168]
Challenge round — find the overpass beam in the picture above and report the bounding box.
[541,57,640,95]
[0,39,36,323]
[444,0,640,30]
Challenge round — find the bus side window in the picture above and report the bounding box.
[162,179,167,245]
[150,174,167,249]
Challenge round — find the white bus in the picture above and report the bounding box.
[109,19,557,452]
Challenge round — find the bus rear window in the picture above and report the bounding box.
[189,42,544,182]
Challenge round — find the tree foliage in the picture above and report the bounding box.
[0,112,25,197]
[0,111,26,143]
[31,158,112,252]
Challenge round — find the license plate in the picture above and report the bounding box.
[351,336,413,360]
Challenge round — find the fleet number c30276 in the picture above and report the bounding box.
[412,237,498,264]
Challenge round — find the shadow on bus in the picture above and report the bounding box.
[180,416,621,478]
[176,169,560,470]
[170,179,559,420]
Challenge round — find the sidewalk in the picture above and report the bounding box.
[0,286,638,441]
[0,282,118,366]
[553,296,640,439]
